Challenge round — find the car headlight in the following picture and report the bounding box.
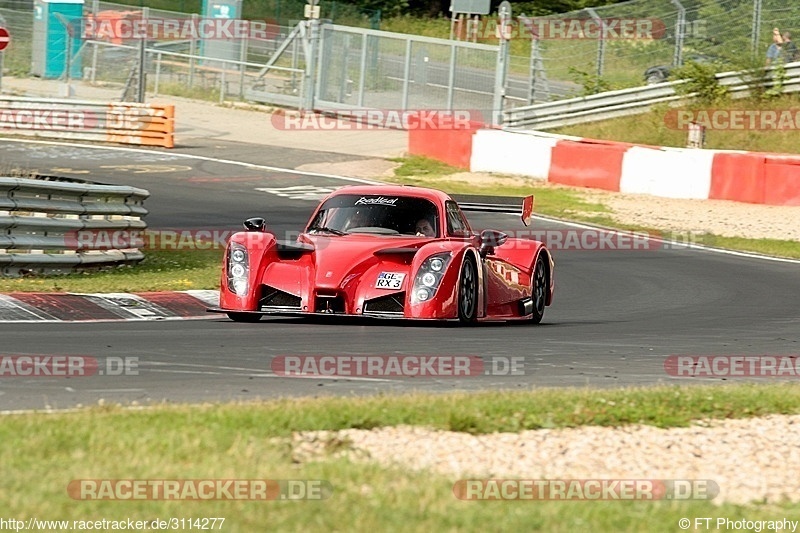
[411,252,452,304]
[227,243,249,296]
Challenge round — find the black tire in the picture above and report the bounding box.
[458,256,478,323]
[530,255,547,324]
[227,312,263,323]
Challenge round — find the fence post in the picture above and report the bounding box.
[587,8,604,79]
[446,41,456,111]
[671,0,685,67]
[401,38,411,110]
[154,51,161,96]
[302,18,320,111]
[751,0,762,57]
[189,13,198,88]
[493,1,511,126]
[239,20,248,99]
[357,33,367,107]
[220,61,226,104]
[136,7,148,103]
[90,0,99,84]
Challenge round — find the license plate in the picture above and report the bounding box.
[375,272,405,290]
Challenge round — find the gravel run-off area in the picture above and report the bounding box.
[290,415,800,505]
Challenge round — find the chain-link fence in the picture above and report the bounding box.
[2,0,796,113]
[513,0,800,101]
[314,25,500,115]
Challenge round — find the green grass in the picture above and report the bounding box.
[2,384,800,529]
[0,249,222,293]
[553,96,800,155]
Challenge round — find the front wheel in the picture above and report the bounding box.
[458,257,478,323]
[227,312,263,323]
[530,255,547,324]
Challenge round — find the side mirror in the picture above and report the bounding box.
[479,229,507,256]
[243,217,267,232]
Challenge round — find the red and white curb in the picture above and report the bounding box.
[0,290,219,322]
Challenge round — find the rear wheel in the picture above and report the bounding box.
[458,257,478,323]
[227,312,262,323]
[530,255,547,324]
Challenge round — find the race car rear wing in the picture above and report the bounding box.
[454,194,534,226]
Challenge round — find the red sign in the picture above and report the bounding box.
[0,27,10,51]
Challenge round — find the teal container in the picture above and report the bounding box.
[200,0,242,67]
[31,0,84,79]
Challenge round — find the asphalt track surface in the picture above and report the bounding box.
[1,139,799,411]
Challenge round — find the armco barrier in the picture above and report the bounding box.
[411,127,800,206]
[0,177,149,276]
[504,62,800,130]
[0,96,175,148]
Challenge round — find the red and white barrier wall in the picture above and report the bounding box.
[409,127,800,206]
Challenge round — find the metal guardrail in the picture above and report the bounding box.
[0,177,149,276]
[0,96,175,148]
[504,62,800,130]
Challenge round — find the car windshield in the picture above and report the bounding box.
[307,194,440,237]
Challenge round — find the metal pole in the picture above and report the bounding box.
[671,0,685,67]
[357,34,367,107]
[91,0,99,84]
[401,38,411,110]
[493,1,511,126]
[189,13,198,88]
[587,8,604,79]
[529,36,539,105]
[751,0,762,57]
[0,52,4,93]
[446,41,456,110]
[239,20,248,99]
[154,51,161,95]
[220,62,226,104]
[291,30,299,95]
[136,7,148,103]
[302,19,320,111]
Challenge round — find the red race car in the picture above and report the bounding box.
[209,185,554,324]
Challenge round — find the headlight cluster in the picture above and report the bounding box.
[411,252,451,304]
[227,243,249,296]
